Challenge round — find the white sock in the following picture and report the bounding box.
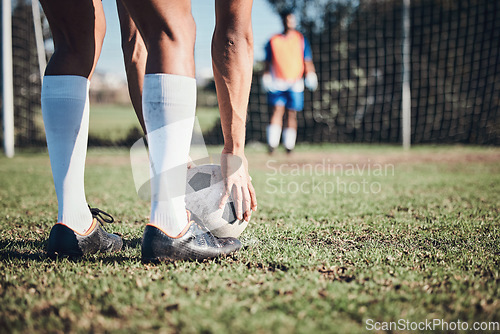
[267,124,282,148]
[143,73,196,237]
[282,127,297,151]
[41,75,93,234]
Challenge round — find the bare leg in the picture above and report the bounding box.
[270,105,286,126]
[120,0,195,76]
[283,109,298,153]
[41,0,105,79]
[266,105,284,152]
[212,0,257,221]
[116,0,147,133]
[285,109,297,130]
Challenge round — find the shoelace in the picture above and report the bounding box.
[88,206,115,225]
[186,210,217,242]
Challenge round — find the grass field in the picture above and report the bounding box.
[0,145,499,333]
[89,104,220,142]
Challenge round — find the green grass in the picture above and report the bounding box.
[89,104,139,142]
[0,145,499,333]
[89,104,220,141]
[195,107,221,133]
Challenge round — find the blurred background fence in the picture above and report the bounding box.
[2,0,499,148]
[244,0,499,145]
[2,1,46,147]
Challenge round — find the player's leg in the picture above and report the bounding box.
[116,0,147,134]
[282,90,303,153]
[41,0,103,231]
[120,0,241,261]
[283,109,298,153]
[41,0,105,79]
[41,0,122,256]
[119,0,195,76]
[121,0,195,236]
[267,102,286,153]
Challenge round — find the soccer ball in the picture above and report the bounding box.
[185,164,248,238]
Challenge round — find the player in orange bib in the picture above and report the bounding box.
[262,11,317,154]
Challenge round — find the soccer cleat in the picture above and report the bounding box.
[46,206,123,257]
[141,212,242,262]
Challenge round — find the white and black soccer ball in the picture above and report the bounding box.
[185,164,248,238]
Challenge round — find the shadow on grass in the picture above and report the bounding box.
[123,237,142,250]
[0,237,281,267]
[0,237,143,263]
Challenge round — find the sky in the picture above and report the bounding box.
[96,0,283,81]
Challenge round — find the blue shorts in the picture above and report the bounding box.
[267,89,304,111]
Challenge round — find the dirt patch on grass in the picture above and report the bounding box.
[86,153,132,167]
[248,148,500,171]
[83,147,500,170]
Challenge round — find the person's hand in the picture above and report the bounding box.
[305,72,318,91]
[261,73,273,92]
[219,151,257,222]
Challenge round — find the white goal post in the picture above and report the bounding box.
[401,0,411,150]
[2,0,46,157]
[2,0,14,158]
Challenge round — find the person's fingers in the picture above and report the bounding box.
[219,189,231,209]
[242,185,252,222]
[248,181,258,211]
[243,209,252,222]
[234,186,243,220]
